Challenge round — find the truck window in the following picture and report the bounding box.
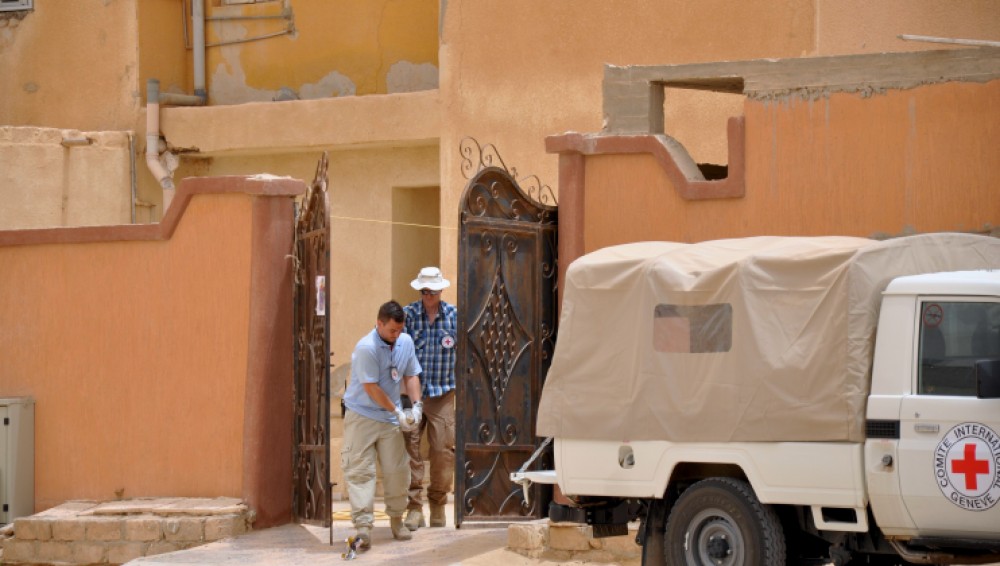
[653,303,732,353]
[918,301,1000,396]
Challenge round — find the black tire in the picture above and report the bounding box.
[664,478,786,566]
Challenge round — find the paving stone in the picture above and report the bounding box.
[13,518,51,541]
[87,517,125,541]
[5,498,254,564]
[204,515,246,541]
[163,517,203,542]
[107,541,148,564]
[71,540,107,564]
[35,501,99,517]
[547,523,593,551]
[35,540,72,562]
[87,498,182,516]
[153,497,245,516]
[125,517,162,541]
[506,522,547,550]
[2,539,35,563]
[51,518,87,541]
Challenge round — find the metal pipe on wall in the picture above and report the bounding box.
[144,1,206,218]
[128,132,137,224]
[193,0,206,99]
[145,79,175,193]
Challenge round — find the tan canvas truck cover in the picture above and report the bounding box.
[537,233,1000,443]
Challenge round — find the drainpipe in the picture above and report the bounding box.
[146,79,176,212]
[193,0,206,99]
[145,0,206,218]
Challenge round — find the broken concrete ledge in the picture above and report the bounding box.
[0,498,253,565]
[508,520,641,562]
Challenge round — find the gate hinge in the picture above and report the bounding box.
[3,418,7,426]
[3,504,7,512]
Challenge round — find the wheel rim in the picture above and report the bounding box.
[683,509,745,566]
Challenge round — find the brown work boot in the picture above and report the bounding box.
[390,516,412,540]
[429,504,446,527]
[404,508,425,531]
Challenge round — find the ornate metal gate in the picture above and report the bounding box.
[455,140,558,526]
[292,153,332,529]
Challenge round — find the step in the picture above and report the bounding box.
[0,497,252,565]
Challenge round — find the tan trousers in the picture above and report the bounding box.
[403,390,455,509]
[341,410,410,528]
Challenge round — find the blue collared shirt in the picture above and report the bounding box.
[403,300,457,398]
[343,328,422,423]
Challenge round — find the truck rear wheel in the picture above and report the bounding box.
[664,478,785,566]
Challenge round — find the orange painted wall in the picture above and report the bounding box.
[581,79,1000,251]
[0,181,299,519]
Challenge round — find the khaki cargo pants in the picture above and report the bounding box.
[342,410,410,528]
[403,390,455,509]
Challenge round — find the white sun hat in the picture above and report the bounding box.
[410,267,451,291]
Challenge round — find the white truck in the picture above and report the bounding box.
[512,233,1000,566]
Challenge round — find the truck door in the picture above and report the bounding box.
[897,299,1000,537]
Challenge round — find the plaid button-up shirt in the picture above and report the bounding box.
[403,300,457,398]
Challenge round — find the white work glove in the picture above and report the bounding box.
[411,401,423,427]
[395,407,417,432]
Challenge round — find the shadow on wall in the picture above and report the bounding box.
[332,362,351,417]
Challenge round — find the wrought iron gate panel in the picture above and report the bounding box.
[456,165,558,526]
[292,154,332,528]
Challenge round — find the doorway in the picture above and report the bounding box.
[392,186,441,301]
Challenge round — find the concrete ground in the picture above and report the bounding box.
[128,499,636,566]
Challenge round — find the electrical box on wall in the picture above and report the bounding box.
[0,397,34,525]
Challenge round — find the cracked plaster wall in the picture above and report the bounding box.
[204,0,438,105]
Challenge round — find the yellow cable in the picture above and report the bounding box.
[332,509,389,521]
[329,215,457,231]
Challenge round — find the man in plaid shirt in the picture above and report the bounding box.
[401,267,457,530]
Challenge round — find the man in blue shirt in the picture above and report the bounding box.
[401,267,458,530]
[342,301,423,548]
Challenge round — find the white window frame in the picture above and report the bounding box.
[0,0,32,12]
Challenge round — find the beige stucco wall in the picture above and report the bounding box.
[0,127,134,228]
[324,146,444,372]
[196,146,441,498]
[0,1,139,131]
[188,145,442,370]
[137,0,188,100]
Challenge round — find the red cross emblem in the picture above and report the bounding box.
[951,443,989,491]
[934,423,1000,511]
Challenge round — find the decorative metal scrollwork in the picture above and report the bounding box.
[462,172,557,225]
[459,137,558,206]
[456,146,558,526]
[292,153,332,528]
[469,264,532,417]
